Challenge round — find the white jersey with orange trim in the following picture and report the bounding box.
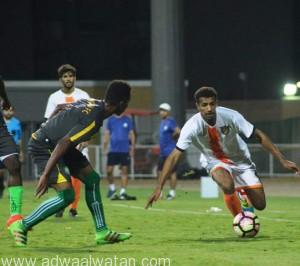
[177,106,254,167]
[177,107,262,189]
[44,88,90,119]
[44,88,90,158]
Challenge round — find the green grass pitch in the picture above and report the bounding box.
[0,181,300,266]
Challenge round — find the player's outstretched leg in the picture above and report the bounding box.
[8,186,75,247]
[244,187,266,211]
[211,167,242,216]
[81,169,131,244]
[4,155,24,227]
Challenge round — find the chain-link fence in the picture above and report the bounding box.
[87,144,300,179]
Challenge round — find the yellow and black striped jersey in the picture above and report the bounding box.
[33,99,105,147]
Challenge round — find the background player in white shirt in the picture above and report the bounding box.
[44,64,90,217]
[146,86,300,217]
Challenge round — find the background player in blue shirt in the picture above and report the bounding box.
[158,103,181,200]
[0,107,24,198]
[104,114,136,200]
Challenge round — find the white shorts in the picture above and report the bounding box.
[208,161,263,190]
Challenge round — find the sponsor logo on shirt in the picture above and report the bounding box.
[220,125,230,135]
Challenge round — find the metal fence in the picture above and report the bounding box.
[88,144,300,179]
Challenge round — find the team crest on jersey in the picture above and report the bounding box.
[220,125,230,135]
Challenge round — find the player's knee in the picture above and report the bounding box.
[106,168,113,176]
[6,156,21,177]
[221,180,235,194]
[253,201,266,211]
[58,188,75,205]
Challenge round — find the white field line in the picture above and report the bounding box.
[110,203,300,223]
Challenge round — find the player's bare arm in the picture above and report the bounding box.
[36,136,72,198]
[103,129,110,154]
[145,148,182,209]
[172,127,181,140]
[254,128,300,173]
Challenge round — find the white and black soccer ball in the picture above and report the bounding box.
[233,211,260,237]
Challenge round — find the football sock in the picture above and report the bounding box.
[69,176,81,210]
[224,192,242,216]
[120,188,126,195]
[84,171,107,232]
[23,188,75,230]
[109,184,116,191]
[169,189,176,197]
[8,186,23,216]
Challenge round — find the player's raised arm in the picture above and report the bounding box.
[254,128,300,173]
[145,148,183,209]
[0,77,11,110]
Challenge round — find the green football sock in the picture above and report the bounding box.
[8,186,23,216]
[22,188,74,230]
[84,171,107,232]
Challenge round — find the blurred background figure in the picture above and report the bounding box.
[158,103,181,200]
[104,113,136,200]
[0,107,24,198]
[44,64,90,218]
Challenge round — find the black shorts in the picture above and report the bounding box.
[107,152,130,167]
[158,155,177,173]
[28,138,90,186]
[0,125,19,169]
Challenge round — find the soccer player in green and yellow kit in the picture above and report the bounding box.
[8,80,132,246]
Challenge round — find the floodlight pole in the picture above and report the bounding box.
[151,0,186,126]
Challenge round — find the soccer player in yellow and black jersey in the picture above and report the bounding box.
[8,80,132,247]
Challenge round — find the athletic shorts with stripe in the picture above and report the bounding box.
[0,125,19,169]
[208,160,263,190]
[28,137,89,186]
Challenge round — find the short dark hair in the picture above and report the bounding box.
[105,80,131,104]
[57,64,77,78]
[193,86,218,102]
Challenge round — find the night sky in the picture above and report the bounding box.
[0,0,298,100]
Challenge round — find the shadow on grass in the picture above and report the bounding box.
[45,216,87,223]
[32,244,137,254]
[196,235,293,243]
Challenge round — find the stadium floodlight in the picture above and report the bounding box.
[283,83,297,96]
[296,81,300,88]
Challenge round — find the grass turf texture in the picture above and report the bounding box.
[0,181,300,266]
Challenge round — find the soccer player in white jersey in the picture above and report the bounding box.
[44,64,90,217]
[146,87,300,217]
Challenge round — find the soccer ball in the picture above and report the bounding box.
[233,211,260,237]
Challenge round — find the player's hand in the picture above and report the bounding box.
[130,147,135,157]
[145,186,162,209]
[76,141,88,151]
[280,159,300,174]
[19,151,25,163]
[36,174,49,198]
